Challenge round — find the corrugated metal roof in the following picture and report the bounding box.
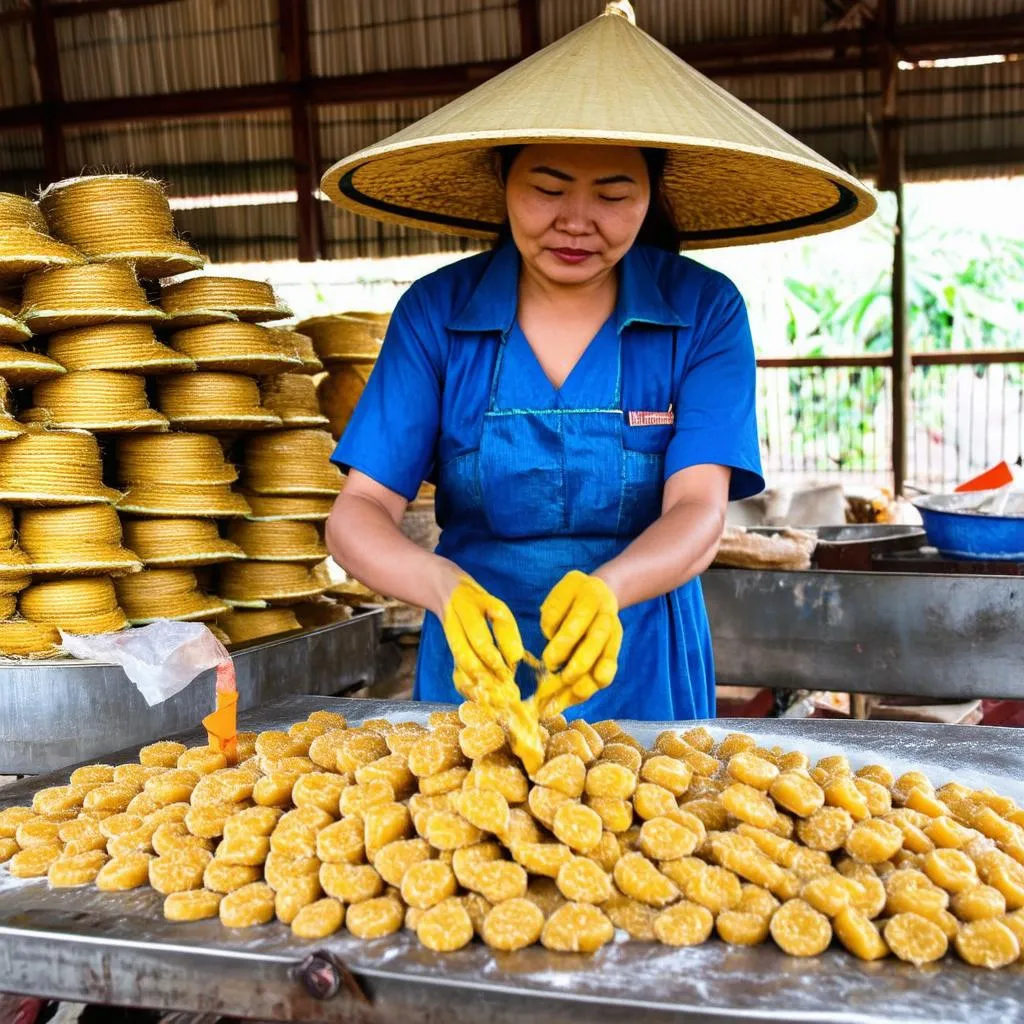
[56,0,280,101]
[0,19,38,108]
[309,0,519,75]
[541,0,831,47]
[62,112,294,196]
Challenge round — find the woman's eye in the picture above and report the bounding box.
[599,195,628,203]
[534,186,563,196]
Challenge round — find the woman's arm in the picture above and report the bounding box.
[326,470,460,619]
[593,463,730,609]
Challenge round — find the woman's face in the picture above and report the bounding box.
[504,143,651,287]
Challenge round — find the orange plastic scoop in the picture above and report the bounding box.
[202,659,238,763]
[956,461,1013,493]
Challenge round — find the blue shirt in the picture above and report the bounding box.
[333,240,764,721]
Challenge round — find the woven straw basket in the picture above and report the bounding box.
[121,518,246,568]
[169,323,303,376]
[19,504,142,576]
[298,314,385,365]
[227,519,327,565]
[19,576,128,634]
[0,344,66,387]
[241,429,344,497]
[116,432,238,487]
[20,262,168,335]
[0,430,122,507]
[46,323,196,375]
[0,618,63,658]
[160,275,290,324]
[216,607,302,644]
[114,568,228,625]
[218,559,330,608]
[259,373,329,427]
[39,175,204,280]
[21,369,169,433]
[318,362,375,439]
[116,483,251,519]
[156,372,283,431]
[278,331,322,374]
[241,493,334,523]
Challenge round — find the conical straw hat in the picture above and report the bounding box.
[318,362,375,439]
[321,2,875,249]
[218,559,330,608]
[298,315,384,365]
[156,372,283,431]
[0,504,30,577]
[216,607,302,644]
[116,483,252,519]
[21,369,169,432]
[259,373,329,428]
[0,294,31,344]
[0,343,66,386]
[0,193,48,233]
[160,276,291,324]
[38,175,205,280]
[278,331,322,374]
[0,227,86,282]
[241,492,334,522]
[241,429,344,497]
[168,323,303,376]
[19,504,143,576]
[46,323,197,375]
[20,262,168,335]
[19,576,129,634]
[122,517,246,568]
[116,432,238,486]
[114,567,228,625]
[0,430,122,506]
[227,520,327,565]
[0,377,24,441]
[0,618,62,658]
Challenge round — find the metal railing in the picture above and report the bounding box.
[756,351,1024,490]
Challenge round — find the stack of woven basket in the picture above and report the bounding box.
[0,174,344,657]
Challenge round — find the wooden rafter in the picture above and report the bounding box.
[28,0,66,181]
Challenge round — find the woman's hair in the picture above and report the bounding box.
[495,144,682,253]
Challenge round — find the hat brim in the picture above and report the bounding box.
[116,486,252,519]
[0,347,67,386]
[243,481,343,498]
[0,314,31,344]
[162,412,284,431]
[45,608,129,634]
[179,353,304,375]
[23,551,144,576]
[240,548,329,566]
[275,412,331,428]
[221,583,328,608]
[164,309,242,328]
[48,345,197,376]
[0,416,24,440]
[20,408,170,433]
[21,307,169,335]
[125,594,229,626]
[88,246,206,281]
[0,485,123,507]
[241,494,334,522]
[0,618,62,658]
[135,544,247,568]
[231,305,293,324]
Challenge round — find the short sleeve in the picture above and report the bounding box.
[330,285,443,502]
[664,279,764,501]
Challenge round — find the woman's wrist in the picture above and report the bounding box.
[427,557,463,618]
[592,562,624,608]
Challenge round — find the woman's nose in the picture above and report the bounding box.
[553,194,592,235]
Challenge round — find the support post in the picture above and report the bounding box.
[30,0,67,183]
[279,0,322,262]
[879,0,907,495]
[518,0,540,56]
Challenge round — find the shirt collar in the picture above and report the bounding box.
[446,241,687,335]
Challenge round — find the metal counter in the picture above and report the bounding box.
[0,613,381,775]
[2,696,1022,1024]
[703,568,1024,700]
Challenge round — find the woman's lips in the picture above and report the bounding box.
[549,248,593,264]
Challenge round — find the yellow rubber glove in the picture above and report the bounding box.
[536,570,622,718]
[443,576,524,712]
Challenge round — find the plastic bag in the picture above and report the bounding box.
[60,620,231,707]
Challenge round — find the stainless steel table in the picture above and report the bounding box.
[0,613,382,775]
[704,568,1024,700]
[1,696,1022,1024]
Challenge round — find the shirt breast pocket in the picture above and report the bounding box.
[618,423,672,535]
[622,421,673,455]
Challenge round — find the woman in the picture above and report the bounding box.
[321,3,875,722]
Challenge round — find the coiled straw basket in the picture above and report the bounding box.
[19,504,142,575]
